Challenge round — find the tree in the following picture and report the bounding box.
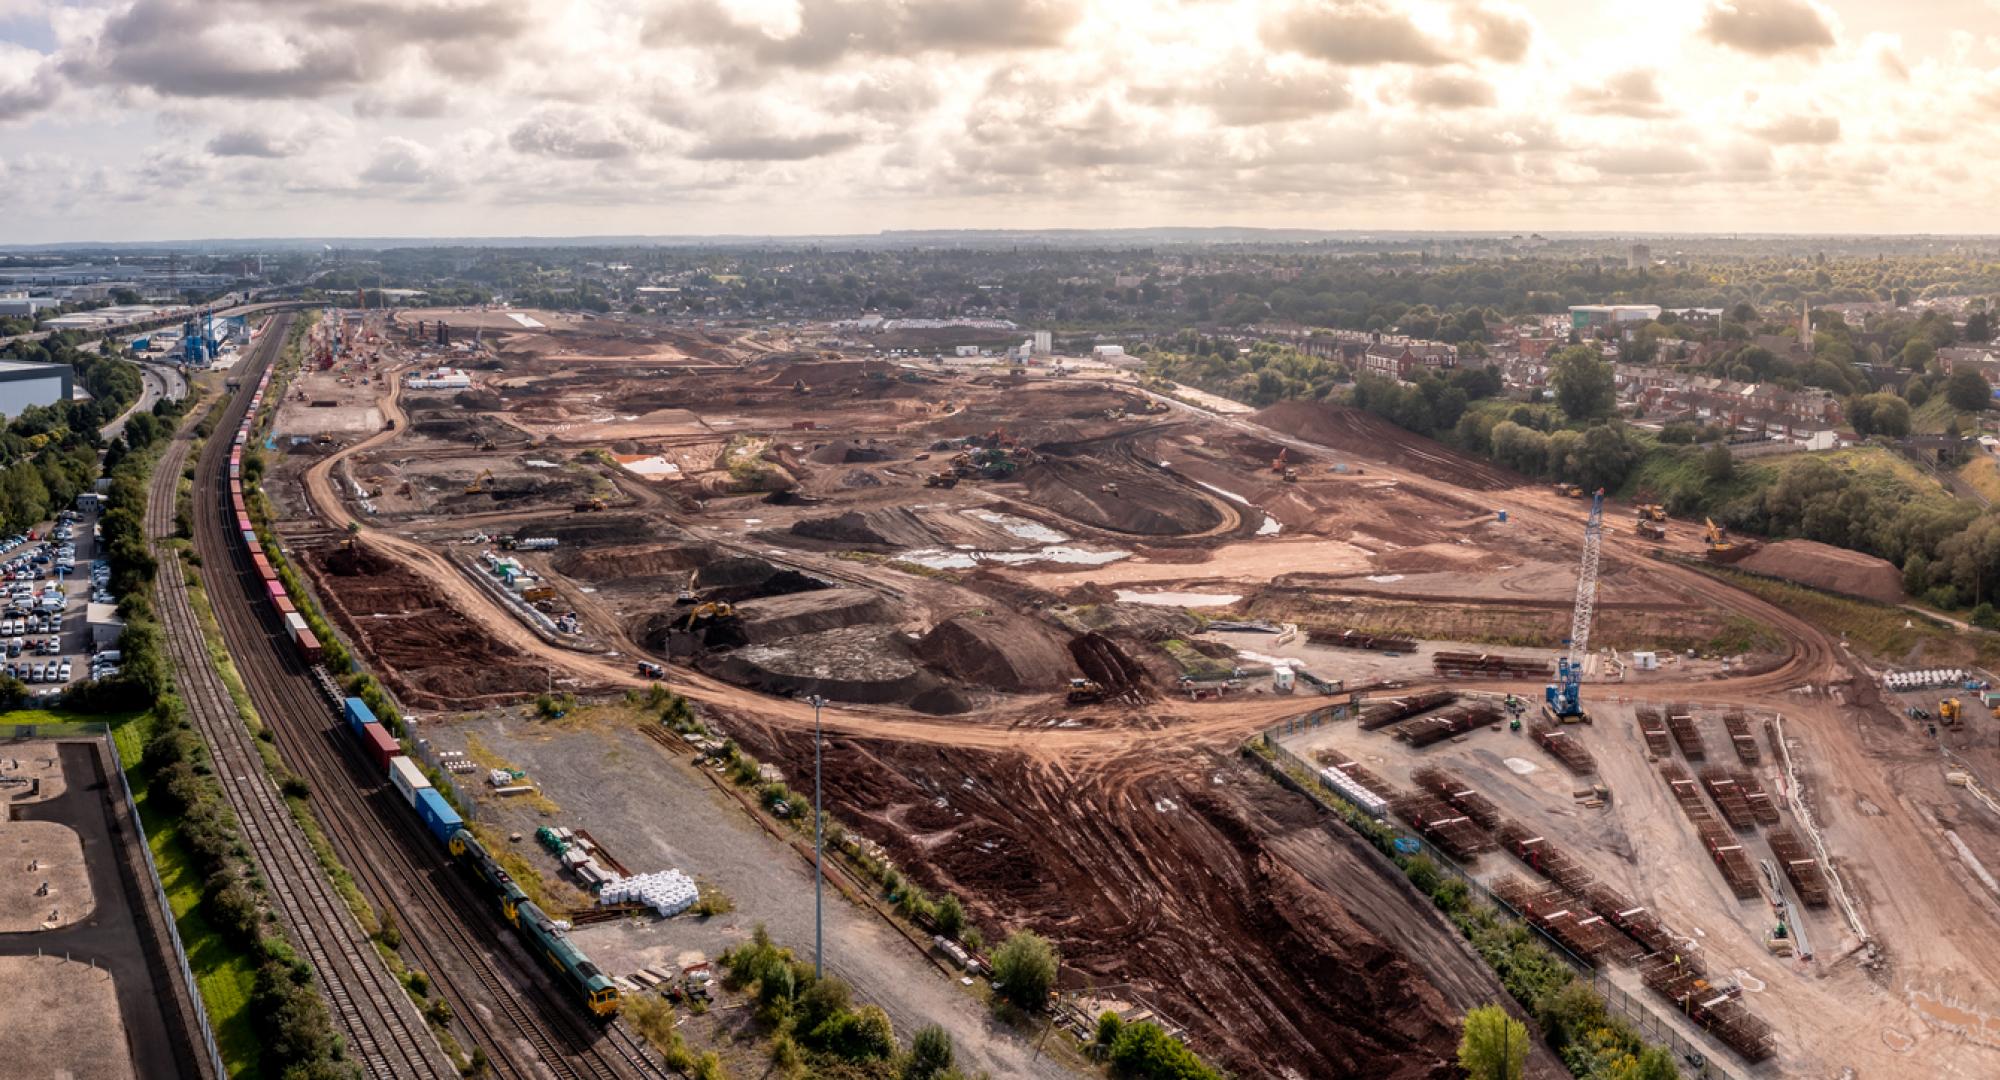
[1848,393,1912,437]
[934,894,965,939]
[1967,310,1992,343]
[1457,1005,1527,1080]
[990,929,1058,1011]
[1549,346,1616,421]
[904,1024,955,1080]
[1902,339,1937,371]
[1947,368,1992,412]
[1702,443,1735,484]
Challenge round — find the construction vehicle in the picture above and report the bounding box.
[573,498,607,512]
[924,472,960,489]
[1545,489,1604,724]
[637,660,666,679]
[1282,466,1299,482]
[1271,448,1290,474]
[1704,517,1733,553]
[522,585,558,603]
[1941,698,1962,726]
[682,602,736,629]
[1066,678,1106,705]
[465,470,494,495]
[792,379,810,395]
[1636,519,1667,541]
[1553,483,1584,499]
[1140,399,1170,415]
[1100,482,1119,496]
[1636,504,1667,522]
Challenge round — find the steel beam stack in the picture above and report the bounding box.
[1395,702,1503,747]
[1768,828,1829,907]
[1357,691,1458,730]
[1493,876,1630,962]
[1305,627,1417,652]
[1530,721,1597,774]
[1699,766,1760,831]
[1639,955,1776,1062]
[1389,793,1496,861]
[1410,766,1506,829]
[1636,706,1672,756]
[1668,707,1707,761]
[1734,770,1782,825]
[1431,651,1554,679]
[1723,713,1759,765]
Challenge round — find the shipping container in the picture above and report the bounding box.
[389,756,431,806]
[231,494,246,515]
[294,627,322,664]
[360,720,399,770]
[236,515,253,533]
[265,580,285,606]
[252,553,276,581]
[228,463,241,480]
[416,788,463,844]
[343,695,378,733]
[241,529,258,548]
[285,612,308,636]
[244,536,262,557]
[273,594,296,616]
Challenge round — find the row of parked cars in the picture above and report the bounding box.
[4,657,71,683]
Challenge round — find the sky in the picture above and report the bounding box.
[1,0,1997,243]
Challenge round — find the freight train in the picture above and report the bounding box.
[226,363,620,1018]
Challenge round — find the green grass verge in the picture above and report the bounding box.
[1710,567,2000,666]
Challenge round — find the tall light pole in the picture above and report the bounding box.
[810,693,826,979]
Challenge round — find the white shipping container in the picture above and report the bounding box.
[284,612,309,635]
[388,755,431,807]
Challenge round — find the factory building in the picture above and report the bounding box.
[0,360,74,419]
[0,292,58,317]
[1570,304,1661,331]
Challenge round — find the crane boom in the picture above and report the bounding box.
[1546,489,1604,720]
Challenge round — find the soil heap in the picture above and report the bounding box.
[913,613,1080,691]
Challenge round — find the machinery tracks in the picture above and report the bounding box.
[185,319,663,1080]
[145,368,456,1078]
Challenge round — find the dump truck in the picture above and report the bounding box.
[1553,483,1584,499]
[1637,520,1667,541]
[924,472,959,489]
[1636,504,1668,522]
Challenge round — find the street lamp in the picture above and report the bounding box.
[809,693,826,979]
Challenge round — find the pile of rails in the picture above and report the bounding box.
[1660,762,1760,899]
[1410,767,1505,829]
[1699,767,1759,831]
[1529,721,1596,774]
[1306,627,1416,652]
[1493,822,1596,894]
[1768,828,1829,907]
[1395,701,1503,748]
[1432,651,1554,679]
[1738,771,1782,825]
[1667,706,1707,761]
[1493,877,1631,962]
[1636,706,1672,757]
[1357,691,1458,731]
[1639,955,1776,1062]
[1388,792,1496,861]
[1723,713,1759,765]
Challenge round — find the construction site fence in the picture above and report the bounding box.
[1255,719,1746,1080]
[6,722,228,1080]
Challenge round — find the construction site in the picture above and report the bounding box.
[247,306,2000,1079]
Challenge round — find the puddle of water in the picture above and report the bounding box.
[1503,758,1539,775]
[903,545,1131,570]
[1257,516,1281,536]
[1115,589,1242,608]
[1366,574,1405,583]
[967,509,1069,545]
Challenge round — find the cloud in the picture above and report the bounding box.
[205,128,299,158]
[1409,71,1494,109]
[358,136,438,184]
[688,131,861,161]
[1700,0,1836,57]
[508,108,654,160]
[650,0,1080,69]
[1587,146,1705,176]
[1460,3,1532,63]
[1137,64,1353,126]
[1263,1,1451,67]
[0,45,58,121]
[1750,113,1839,144]
[1570,69,1673,119]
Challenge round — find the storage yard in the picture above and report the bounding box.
[205,305,2000,1078]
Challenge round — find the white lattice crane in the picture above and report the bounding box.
[1545,489,1604,720]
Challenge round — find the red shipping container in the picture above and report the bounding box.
[274,595,297,616]
[251,553,276,582]
[265,580,286,605]
[359,721,399,771]
[294,628,323,663]
[231,495,245,514]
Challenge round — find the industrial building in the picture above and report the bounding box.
[0,292,58,317]
[1570,304,1662,331]
[0,360,74,419]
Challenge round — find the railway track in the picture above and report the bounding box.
[144,342,456,1080]
[188,319,663,1080]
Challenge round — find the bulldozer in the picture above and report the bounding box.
[1636,504,1667,522]
[924,472,959,489]
[465,469,494,495]
[573,498,607,512]
[1066,678,1106,705]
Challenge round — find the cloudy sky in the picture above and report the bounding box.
[0,0,1994,242]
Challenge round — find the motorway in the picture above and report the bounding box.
[100,361,186,442]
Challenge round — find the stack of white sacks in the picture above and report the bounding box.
[600,869,698,917]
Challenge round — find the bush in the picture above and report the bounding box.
[933,893,966,939]
[905,1023,955,1079]
[1107,1020,1221,1080]
[990,929,1058,1011]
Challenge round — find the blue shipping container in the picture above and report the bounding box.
[241,529,258,548]
[416,788,463,845]
[343,696,378,734]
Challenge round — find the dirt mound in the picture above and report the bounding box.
[552,543,715,583]
[790,508,939,550]
[322,544,397,576]
[733,588,894,644]
[1023,459,1226,537]
[807,441,896,465]
[914,613,1080,691]
[1254,401,1523,491]
[692,556,829,602]
[1070,631,1152,697]
[525,516,668,546]
[698,626,973,711]
[1736,540,1904,603]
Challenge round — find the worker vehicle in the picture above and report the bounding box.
[637,660,667,679]
[465,469,495,495]
[1282,467,1299,482]
[1636,520,1667,541]
[1271,448,1290,474]
[924,472,959,489]
[573,499,607,512]
[1545,490,1604,723]
[1066,677,1106,705]
[1140,399,1170,414]
[1552,483,1584,499]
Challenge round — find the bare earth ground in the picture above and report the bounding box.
[0,954,135,1080]
[1,741,70,803]
[255,309,2000,1078]
[0,819,93,930]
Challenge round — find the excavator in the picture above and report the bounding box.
[1703,517,1733,553]
[465,469,494,495]
[1941,698,1962,727]
[682,602,736,629]
[1271,448,1289,474]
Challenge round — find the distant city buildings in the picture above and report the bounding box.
[1628,244,1651,270]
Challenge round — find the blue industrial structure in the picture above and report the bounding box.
[1545,489,1604,720]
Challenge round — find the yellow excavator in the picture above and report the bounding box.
[465,469,494,495]
[682,601,736,629]
[1703,517,1732,553]
[1941,698,1962,727]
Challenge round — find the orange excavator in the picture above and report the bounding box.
[1271,448,1289,474]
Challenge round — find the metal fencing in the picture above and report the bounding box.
[1256,721,1745,1080]
[7,723,228,1080]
